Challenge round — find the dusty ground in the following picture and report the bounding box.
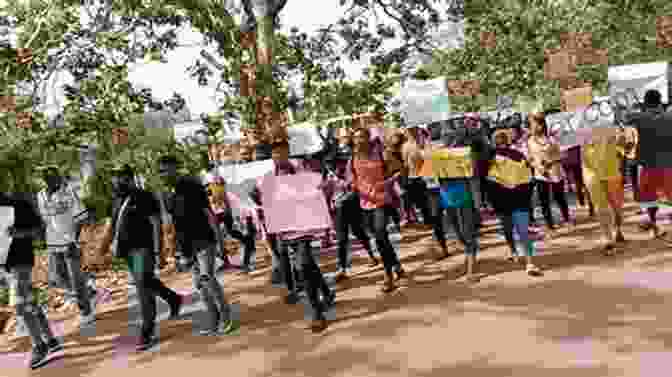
[3,192,672,377]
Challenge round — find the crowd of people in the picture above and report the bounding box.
[2,89,672,370]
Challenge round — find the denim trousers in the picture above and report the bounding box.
[6,265,55,347]
[190,242,230,329]
[47,244,93,316]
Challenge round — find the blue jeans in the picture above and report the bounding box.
[6,266,55,347]
[190,242,230,329]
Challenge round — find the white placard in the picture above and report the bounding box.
[608,61,669,103]
[401,77,451,127]
[0,206,15,265]
[546,110,616,148]
[216,160,275,212]
[287,125,324,157]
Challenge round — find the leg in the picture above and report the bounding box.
[551,180,571,224]
[62,245,94,318]
[194,244,229,332]
[536,180,555,230]
[428,190,450,256]
[457,206,479,281]
[512,210,541,275]
[126,249,158,340]
[370,208,399,290]
[334,204,351,273]
[499,212,517,256]
[348,201,378,264]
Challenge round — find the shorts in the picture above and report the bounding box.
[639,167,672,206]
[586,178,624,211]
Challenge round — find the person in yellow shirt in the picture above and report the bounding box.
[581,129,627,254]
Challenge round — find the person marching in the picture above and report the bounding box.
[37,166,97,329]
[157,157,235,336]
[264,137,335,332]
[349,126,406,293]
[527,112,572,236]
[401,126,432,226]
[625,89,672,240]
[487,129,542,275]
[329,127,380,282]
[109,165,183,349]
[1,190,63,369]
[580,122,628,254]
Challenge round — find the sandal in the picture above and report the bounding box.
[526,264,542,276]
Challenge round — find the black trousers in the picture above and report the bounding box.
[404,177,432,224]
[622,158,640,201]
[281,239,331,320]
[365,207,401,275]
[334,196,375,270]
[563,162,591,208]
[534,180,570,228]
[125,248,180,338]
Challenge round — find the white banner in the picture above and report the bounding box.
[401,77,451,127]
[216,160,275,211]
[546,108,616,149]
[0,206,15,265]
[287,124,325,157]
[608,61,669,104]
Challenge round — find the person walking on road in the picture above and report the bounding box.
[37,166,97,329]
[1,191,63,369]
[158,156,236,336]
[110,165,183,350]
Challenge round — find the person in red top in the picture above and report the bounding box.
[348,127,406,293]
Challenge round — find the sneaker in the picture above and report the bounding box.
[136,334,158,351]
[30,343,50,369]
[47,338,64,354]
[217,319,238,335]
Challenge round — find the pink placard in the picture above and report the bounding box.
[261,172,331,234]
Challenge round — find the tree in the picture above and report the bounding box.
[420,0,672,112]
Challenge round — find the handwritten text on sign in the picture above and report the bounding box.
[261,172,331,234]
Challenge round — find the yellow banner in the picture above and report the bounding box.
[421,147,473,178]
[487,156,532,187]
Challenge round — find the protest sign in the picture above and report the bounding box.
[657,16,672,49]
[608,61,669,103]
[561,84,592,112]
[261,172,331,234]
[0,206,15,265]
[400,77,451,127]
[287,123,325,157]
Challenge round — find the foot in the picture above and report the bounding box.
[368,258,380,267]
[79,311,96,327]
[309,318,328,333]
[335,271,348,282]
[47,338,64,354]
[30,343,50,370]
[285,292,300,305]
[394,267,406,281]
[323,289,336,308]
[381,276,397,293]
[465,274,481,284]
[136,334,158,351]
[507,254,520,263]
[169,296,183,319]
[526,264,543,276]
[601,243,616,256]
[615,233,626,244]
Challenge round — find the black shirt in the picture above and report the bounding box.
[166,176,215,251]
[111,189,160,256]
[1,193,43,269]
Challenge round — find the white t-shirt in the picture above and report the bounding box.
[38,183,85,249]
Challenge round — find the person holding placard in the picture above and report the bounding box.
[263,140,335,332]
[487,130,542,276]
[350,127,406,293]
[1,191,62,369]
[625,89,672,240]
[527,112,572,236]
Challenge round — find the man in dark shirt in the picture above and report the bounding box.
[1,191,62,369]
[110,165,182,350]
[158,155,235,335]
[625,90,672,239]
